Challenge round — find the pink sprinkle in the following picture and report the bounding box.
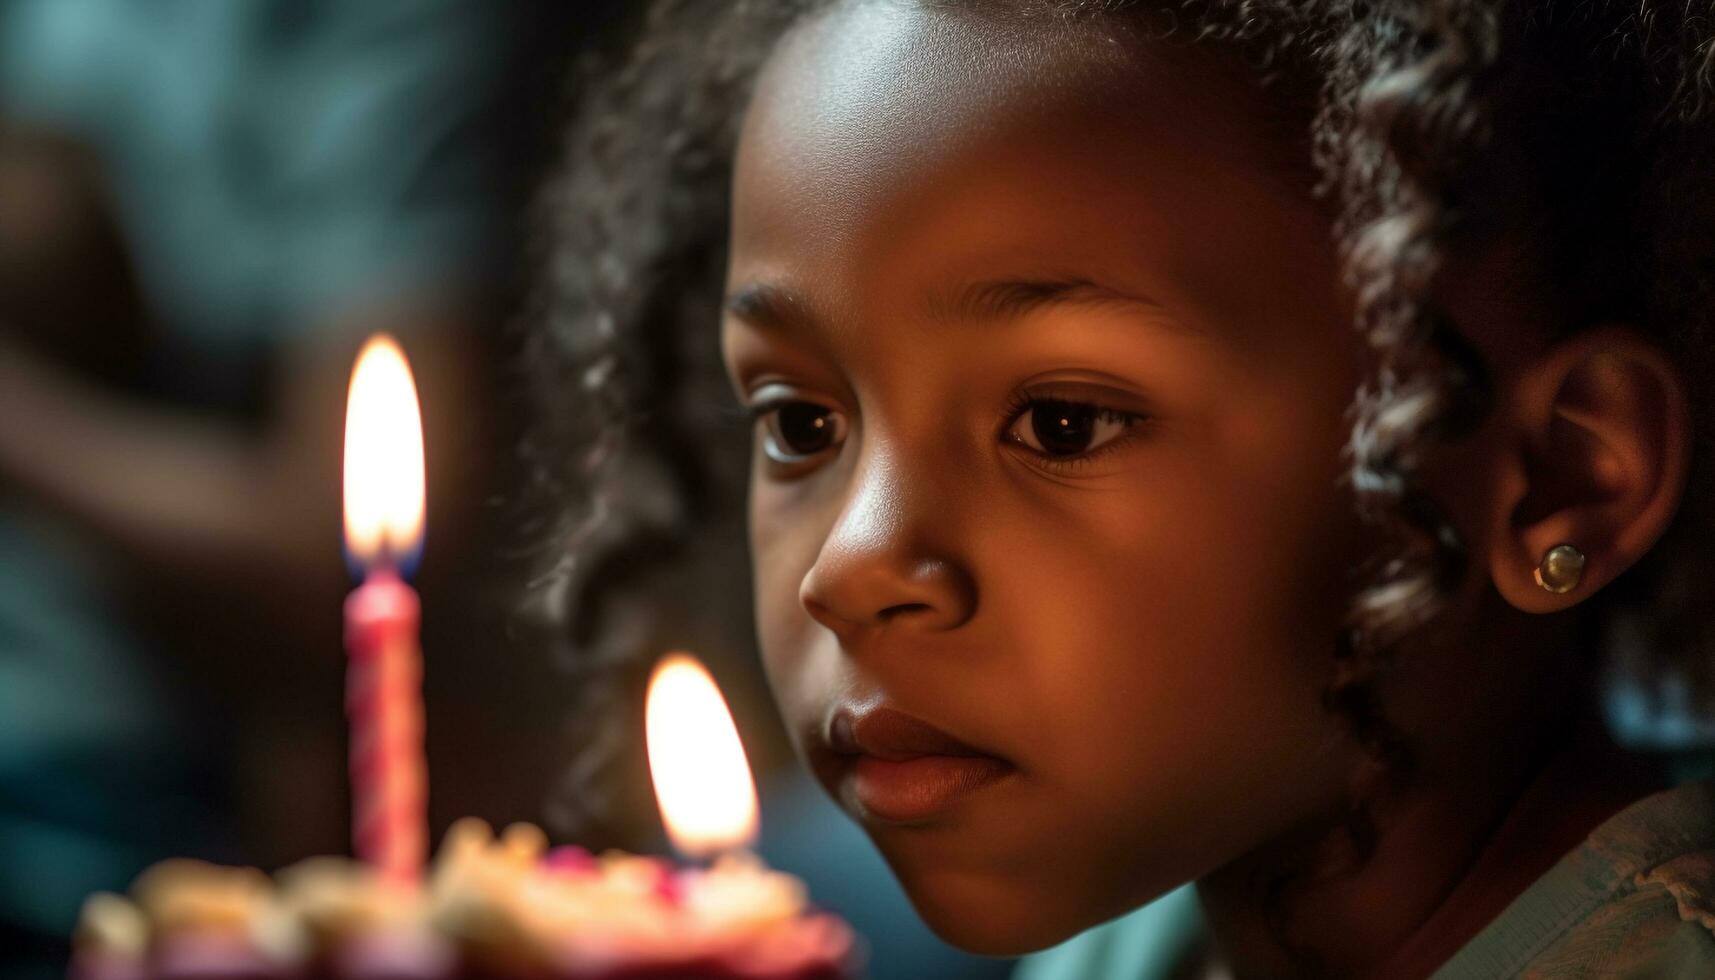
[647,860,685,905]
[543,846,598,875]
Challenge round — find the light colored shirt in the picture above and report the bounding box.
[1016,775,1715,979]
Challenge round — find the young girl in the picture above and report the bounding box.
[524,1,1715,976]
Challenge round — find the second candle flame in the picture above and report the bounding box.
[645,653,760,858]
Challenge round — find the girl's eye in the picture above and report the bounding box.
[744,390,1143,474]
[748,399,848,464]
[1002,395,1144,468]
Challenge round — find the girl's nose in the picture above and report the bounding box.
[797,454,977,637]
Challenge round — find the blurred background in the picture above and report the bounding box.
[0,2,1014,979]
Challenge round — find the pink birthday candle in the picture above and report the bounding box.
[341,334,429,885]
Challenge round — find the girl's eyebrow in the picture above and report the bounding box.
[931,277,1172,326]
[724,282,815,334]
[723,277,1194,336]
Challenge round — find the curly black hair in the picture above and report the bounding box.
[516,0,1715,964]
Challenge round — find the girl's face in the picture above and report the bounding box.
[721,3,1373,954]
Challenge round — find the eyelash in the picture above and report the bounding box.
[741,389,1149,476]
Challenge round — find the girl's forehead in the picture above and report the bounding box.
[738,3,1221,193]
[747,4,1158,142]
[728,2,1328,336]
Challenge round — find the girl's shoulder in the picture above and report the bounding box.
[1010,776,1715,980]
[1431,774,1715,979]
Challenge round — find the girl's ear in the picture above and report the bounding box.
[1486,325,1693,614]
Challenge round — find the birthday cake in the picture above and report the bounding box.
[70,818,860,980]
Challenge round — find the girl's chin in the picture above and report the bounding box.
[909,891,1094,957]
[883,858,1122,957]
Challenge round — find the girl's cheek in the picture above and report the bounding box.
[747,479,829,688]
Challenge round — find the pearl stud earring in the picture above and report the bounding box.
[1534,544,1586,594]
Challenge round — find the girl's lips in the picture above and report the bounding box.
[847,754,1014,824]
[828,705,1015,823]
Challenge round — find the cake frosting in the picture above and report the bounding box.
[71,819,860,980]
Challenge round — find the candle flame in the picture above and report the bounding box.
[343,335,425,568]
[645,653,760,858]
